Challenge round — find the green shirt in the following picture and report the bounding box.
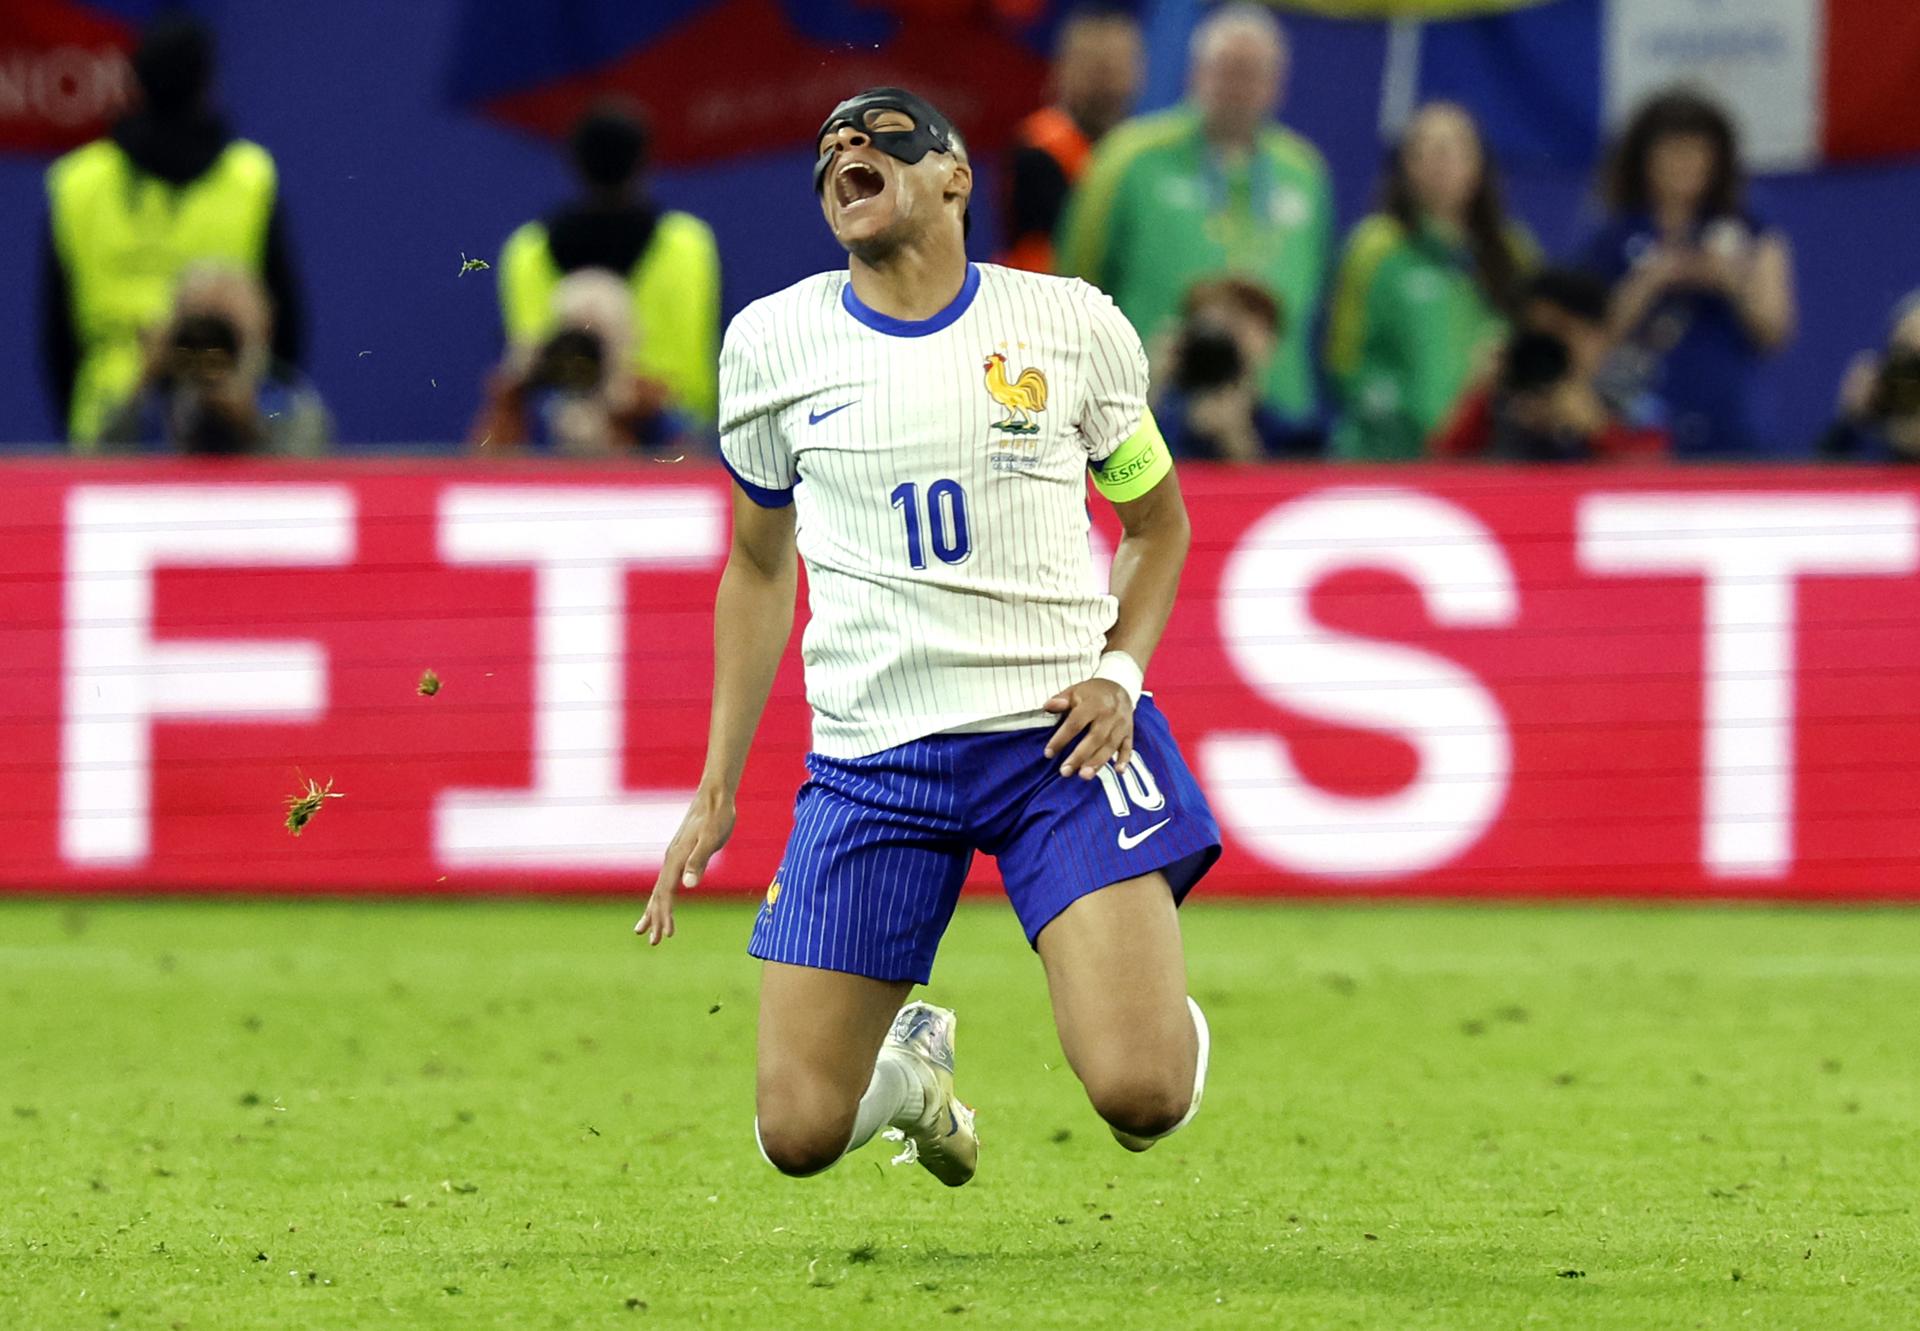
[1324,213,1533,461]
[1057,107,1333,420]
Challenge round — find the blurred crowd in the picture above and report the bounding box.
[34,8,1920,464]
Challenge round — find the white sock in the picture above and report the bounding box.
[1159,996,1211,1139]
[846,1048,928,1154]
[1121,996,1211,1145]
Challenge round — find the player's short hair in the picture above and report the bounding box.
[1188,2,1286,67]
[945,128,972,237]
[570,104,650,190]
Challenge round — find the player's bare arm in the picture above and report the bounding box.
[637,489,797,944]
[1046,449,1191,779]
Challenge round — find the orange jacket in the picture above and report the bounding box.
[1000,106,1093,274]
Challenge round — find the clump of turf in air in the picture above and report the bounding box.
[417,669,441,697]
[459,253,490,276]
[284,777,343,837]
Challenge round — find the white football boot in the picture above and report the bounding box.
[879,1001,979,1187]
[1112,996,1211,1153]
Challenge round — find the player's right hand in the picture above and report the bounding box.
[636,786,736,945]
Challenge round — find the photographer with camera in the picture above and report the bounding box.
[1155,276,1322,462]
[498,104,719,425]
[469,268,697,458]
[41,14,307,447]
[97,263,330,456]
[1820,292,1920,463]
[1430,269,1667,463]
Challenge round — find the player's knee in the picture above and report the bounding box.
[1087,1070,1193,1141]
[754,1076,859,1177]
[755,1113,852,1177]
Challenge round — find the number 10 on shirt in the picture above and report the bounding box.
[890,479,971,569]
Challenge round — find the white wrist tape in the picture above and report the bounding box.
[1093,650,1144,707]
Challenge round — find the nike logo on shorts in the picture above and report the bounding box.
[808,401,856,425]
[1117,818,1171,851]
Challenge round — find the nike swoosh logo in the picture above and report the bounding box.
[808,401,856,425]
[1117,818,1171,851]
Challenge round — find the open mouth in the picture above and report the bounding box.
[835,160,886,209]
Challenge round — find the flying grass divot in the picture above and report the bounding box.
[283,777,343,837]
[417,669,441,697]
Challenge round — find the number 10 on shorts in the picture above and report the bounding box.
[1096,754,1163,818]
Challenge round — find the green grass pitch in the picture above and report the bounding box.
[5,898,1919,1329]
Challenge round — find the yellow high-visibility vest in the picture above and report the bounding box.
[498,210,720,425]
[46,138,278,445]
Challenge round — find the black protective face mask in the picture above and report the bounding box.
[812,87,957,195]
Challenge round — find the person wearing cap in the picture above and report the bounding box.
[636,87,1221,1192]
[497,104,721,424]
[39,13,304,448]
[1057,3,1332,425]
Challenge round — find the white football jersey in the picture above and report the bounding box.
[719,262,1148,758]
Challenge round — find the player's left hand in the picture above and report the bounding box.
[1043,679,1134,780]
[636,785,735,945]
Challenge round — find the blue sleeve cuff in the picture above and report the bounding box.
[722,456,795,508]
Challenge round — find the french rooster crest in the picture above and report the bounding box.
[983,352,1047,435]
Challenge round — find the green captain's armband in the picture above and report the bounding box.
[1089,409,1173,502]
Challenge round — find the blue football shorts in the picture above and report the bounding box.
[747,696,1222,984]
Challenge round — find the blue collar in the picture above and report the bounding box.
[840,262,979,337]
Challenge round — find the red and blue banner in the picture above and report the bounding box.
[1417,0,1920,172]
[446,0,1073,167]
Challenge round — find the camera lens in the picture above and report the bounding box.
[173,313,240,357]
[1175,324,1244,394]
[1503,332,1571,395]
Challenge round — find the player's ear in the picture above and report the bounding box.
[943,155,973,211]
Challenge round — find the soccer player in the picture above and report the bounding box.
[637,88,1221,1187]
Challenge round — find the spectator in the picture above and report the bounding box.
[499,104,720,425]
[1156,277,1321,461]
[1326,102,1534,461]
[470,268,698,459]
[1820,290,1920,463]
[1000,4,1144,274]
[40,13,304,448]
[1431,268,1667,463]
[1579,89,1795,459]
[98,263,330,456]
[1058,3,1332,424]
